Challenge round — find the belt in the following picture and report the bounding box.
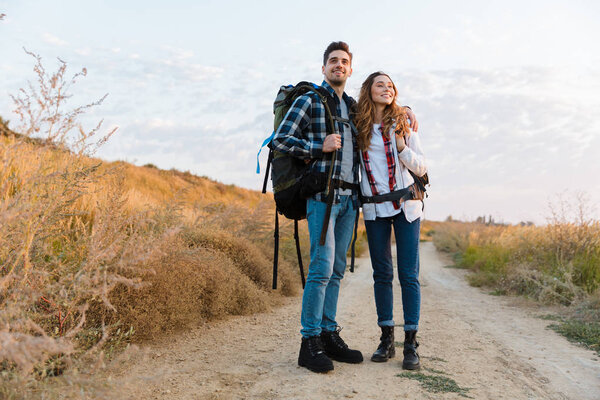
[330,179,359,191]
[359,184,417,204]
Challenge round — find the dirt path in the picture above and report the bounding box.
[107,242,600,399]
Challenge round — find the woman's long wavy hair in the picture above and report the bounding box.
[355,71,409,151]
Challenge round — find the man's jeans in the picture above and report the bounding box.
[364,211,420,331]
[300,195,356,338]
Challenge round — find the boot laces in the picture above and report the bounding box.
[376,341,388,351]
[404,340,419,356]
[379,326,394,341]
[377,333,393,351]
[307,336,325,356]
[328,326,349,350]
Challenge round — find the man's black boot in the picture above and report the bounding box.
[402,330,420,370]
[298,336,334,373]
[320,327,363,364]
[371,326,395,362]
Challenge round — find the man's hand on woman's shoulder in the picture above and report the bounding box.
[404,107,419,132]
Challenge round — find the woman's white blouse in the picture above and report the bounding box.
[359,124,427,222]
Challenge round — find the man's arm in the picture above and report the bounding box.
[404,106,419,132]
[271,95,325,160]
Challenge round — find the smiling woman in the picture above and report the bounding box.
[355,71,428,369]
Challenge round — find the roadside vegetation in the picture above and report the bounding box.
[0,53,307,398]
[431,209,600,356]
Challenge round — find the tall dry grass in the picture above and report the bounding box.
[432,206,600,305]
[1,53,303,398]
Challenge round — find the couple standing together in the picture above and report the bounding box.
[271,41,427,373]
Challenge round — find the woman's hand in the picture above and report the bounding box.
[396,134,406,152]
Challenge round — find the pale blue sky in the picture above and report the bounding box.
[1,0,599,223]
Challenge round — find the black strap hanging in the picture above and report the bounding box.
[350,206,360,273]
[272,210,279,289]
[319,188,335,245]
[318,94,338,247]
[294,219,305,288]
[262,149,273,194]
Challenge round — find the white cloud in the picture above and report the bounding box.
[74,47,91,56]
[42,33,68,46]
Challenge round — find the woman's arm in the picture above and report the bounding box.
[397,132,427,177]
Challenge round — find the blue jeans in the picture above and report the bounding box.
[300,196,357,338]
[364,211,420,331]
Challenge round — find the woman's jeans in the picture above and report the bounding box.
[364,211,420,331]
[300,196,357,338]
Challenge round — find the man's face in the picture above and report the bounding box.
[322,50,352,87]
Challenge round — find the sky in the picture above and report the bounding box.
[1,0,599,224]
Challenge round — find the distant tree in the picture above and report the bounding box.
[519,221,535,227]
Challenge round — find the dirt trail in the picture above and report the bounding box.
[107,242,600,399]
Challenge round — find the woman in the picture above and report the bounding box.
[355,72,427,370]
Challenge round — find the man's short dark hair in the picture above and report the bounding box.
[323,41,352,66]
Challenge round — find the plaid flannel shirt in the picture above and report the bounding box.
[271,81,359,205]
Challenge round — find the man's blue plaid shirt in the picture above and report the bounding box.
[271,81,359,205]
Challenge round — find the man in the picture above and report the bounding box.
[271,41,417,373]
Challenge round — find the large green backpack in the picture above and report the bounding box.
[258,82,337,289]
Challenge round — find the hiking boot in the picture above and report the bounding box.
[402,330,420,370]
[298,336,334,373]
[320,327,363,364]
[371,326,395,362]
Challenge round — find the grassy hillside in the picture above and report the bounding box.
[0,122,308,396]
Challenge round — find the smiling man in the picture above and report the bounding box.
[271,41,362,373]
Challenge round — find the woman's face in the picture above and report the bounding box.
[370,75,395,107]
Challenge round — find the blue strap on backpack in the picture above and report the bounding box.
[256,130,276,174]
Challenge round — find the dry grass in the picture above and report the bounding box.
[0,52,304,398]
[420,219,442,242]
[108,236,272,341]
[432,214,600,305]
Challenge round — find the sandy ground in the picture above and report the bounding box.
[105,242,600,399]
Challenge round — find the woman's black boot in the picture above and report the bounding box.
[402,330,420,370]
[371,326,395,362]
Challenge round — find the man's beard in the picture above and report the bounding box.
[328,73,346,87]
